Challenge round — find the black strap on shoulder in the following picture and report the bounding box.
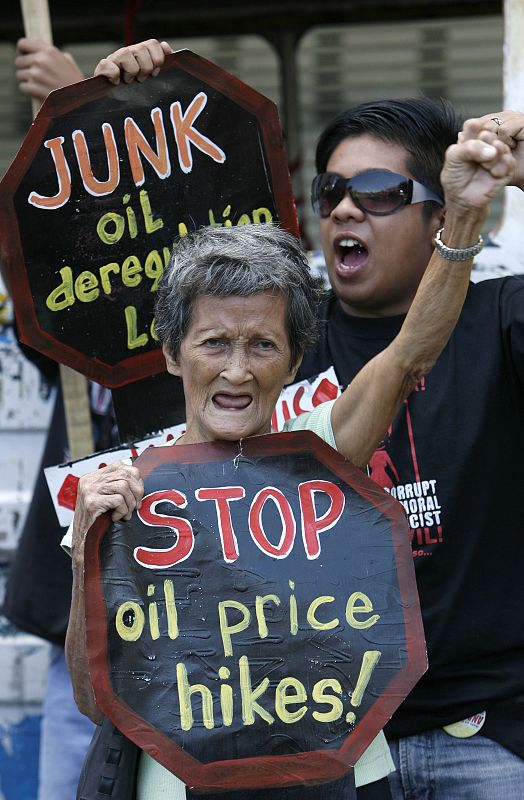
[76,717,139,800]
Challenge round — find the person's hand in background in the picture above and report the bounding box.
[15,37,84,104]
[94,38,173,84]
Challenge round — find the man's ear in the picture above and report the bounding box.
[163,343,181,376]
[429,205,447,243]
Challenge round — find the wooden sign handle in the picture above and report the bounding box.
[20,0,52,116]
[20,0,94,459]
[59,364,95,459]
[19,0,53,40]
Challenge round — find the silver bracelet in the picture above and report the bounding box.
[434,227,484,261]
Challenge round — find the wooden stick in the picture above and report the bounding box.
[20,0,94,459]
[59,364,95,459]
[20,0,52,116]
[19,0,52,40]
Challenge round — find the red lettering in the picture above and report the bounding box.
[292,385,307,416]
[135,489,194,568]
[170,92,226,174]
[124,108,171,186]
[73,123,120,196]
[424,527,438,545]
[312,378,339,406]
[28,136,71,209]
[249,487,296,558]
[27,91,229,212]
[195,486,245,562]
[272,399,291,431]
[299,480,345,559]
[57,473,79,511]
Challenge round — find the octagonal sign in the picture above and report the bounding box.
[0,50,297,388]
[84,431,427,792]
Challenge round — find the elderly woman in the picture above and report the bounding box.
[65,120,514,800]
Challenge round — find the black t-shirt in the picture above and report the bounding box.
[296,278,524,756]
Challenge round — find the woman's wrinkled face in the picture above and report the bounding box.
[163,292,301,444]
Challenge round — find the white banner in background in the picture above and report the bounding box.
[45,367,341,527]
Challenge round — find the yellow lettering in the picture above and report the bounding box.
[345,592,380,629]
[218,600,250,657]
[150,316,158,342]
[222,204,233,227]
[208,209,222,228]
[115,601,144,641]
[144,249,164,292]
[121,255,143,288]
[274,677,307,724]
[164,579,178,639]
[239,655,273,725]
[289,579,298,635]
[74,270,99,303]
[255,594,280,639]
[312,679,343,722]
[123,195,138,239]
[140,189,164,234]
[147,584,160,640]
[219,666,233,726]
[350,650,381,708]
[99,262,120,295]
[124,305,148,350]
[46,266,74,311]
[176,662,214,731]
[307,596,339,630]
[252,207,272,224]
[96,211,125,245]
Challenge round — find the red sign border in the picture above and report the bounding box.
[0,49,298,388]
[84,430,426,791]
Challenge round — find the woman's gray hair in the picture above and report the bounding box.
[155,224,324,367]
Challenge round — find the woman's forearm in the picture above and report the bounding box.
[65,462,144,723]
[65,535,103,724]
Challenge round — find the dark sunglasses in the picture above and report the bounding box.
[311,169,444,218]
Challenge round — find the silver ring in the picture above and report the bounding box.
[491,116,503,126]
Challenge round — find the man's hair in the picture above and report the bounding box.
[315,97,463,207]
[155,224,324,367]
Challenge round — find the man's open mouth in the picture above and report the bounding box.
[213,393,252,410]
[336,237,368,271]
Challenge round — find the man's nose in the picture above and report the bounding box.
[330,191,366,223]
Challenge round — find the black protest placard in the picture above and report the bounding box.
[0,50,297,388]
[84,431,426,792]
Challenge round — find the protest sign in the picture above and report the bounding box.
[84,431,426,792]
[0,50,297,388]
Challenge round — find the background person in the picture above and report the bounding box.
[296,98,524,799]
[2,38,96,800]
[63,112,512,799]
